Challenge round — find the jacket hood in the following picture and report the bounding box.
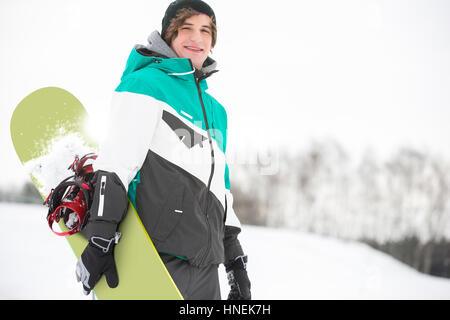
[121,30,218,81]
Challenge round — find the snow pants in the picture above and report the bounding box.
[160,253,221,300]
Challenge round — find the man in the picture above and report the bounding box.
[76,0,251,300]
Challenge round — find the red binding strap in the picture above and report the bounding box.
[46,182,89,236]
[45,153,96,237]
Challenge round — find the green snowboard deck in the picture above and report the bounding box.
[10,87,183,300]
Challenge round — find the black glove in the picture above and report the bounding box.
[225,255,251,300]
[76,232,121,295]
[75,170,128,295]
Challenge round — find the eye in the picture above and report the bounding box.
[202,29,211,34]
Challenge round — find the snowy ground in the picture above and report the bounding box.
[1,202,449,300]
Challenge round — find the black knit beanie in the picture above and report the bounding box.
[161,0,216,39]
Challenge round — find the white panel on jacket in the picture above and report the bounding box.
[225,189,242,229]
[94,91,163,191]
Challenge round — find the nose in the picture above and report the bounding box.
[189,29,202,44]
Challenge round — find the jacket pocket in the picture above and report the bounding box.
[151,181,185,242]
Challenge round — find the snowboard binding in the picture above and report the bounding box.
[44,153,97,236]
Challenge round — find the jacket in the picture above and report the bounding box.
[85,31,244,268]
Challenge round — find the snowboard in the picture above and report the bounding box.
[10,87,183,300]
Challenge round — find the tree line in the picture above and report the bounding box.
[230,139,450,278]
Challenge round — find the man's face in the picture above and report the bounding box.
[170,14,213,70]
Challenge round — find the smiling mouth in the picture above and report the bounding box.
[184,46,204,53]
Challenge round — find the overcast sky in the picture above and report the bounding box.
[1,0,450,188]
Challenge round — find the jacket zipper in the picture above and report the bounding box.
[190,61,215,266]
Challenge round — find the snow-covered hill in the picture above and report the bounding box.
[0,202,449,300]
